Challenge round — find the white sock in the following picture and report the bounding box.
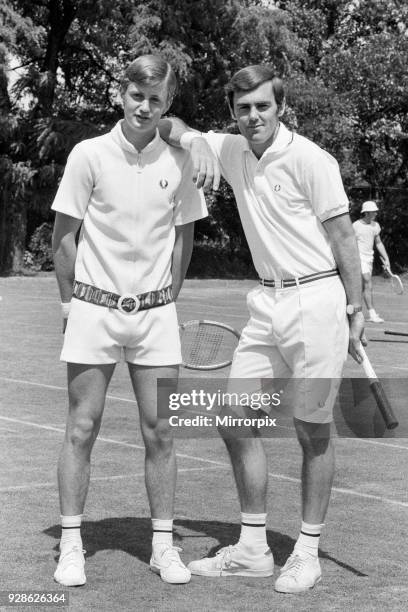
[238,512,268,552]
[368,308,377,316]
[294,521,324,558]
[60,515,83,552]
[152,518,173,553]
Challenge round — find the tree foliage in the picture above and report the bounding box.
[1,0,408,274]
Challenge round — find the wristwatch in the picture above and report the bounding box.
[346,304,363,316]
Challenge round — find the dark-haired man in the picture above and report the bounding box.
[52,55,207,586]
[160,64,365,593]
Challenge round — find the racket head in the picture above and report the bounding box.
[391,274,404,295]
[179,319,240,370]
[384,266,404,294]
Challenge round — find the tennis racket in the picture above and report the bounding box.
[359,344,398,429]
[180,320,240,370]
[383,265,404,295]
[384,330,408,338]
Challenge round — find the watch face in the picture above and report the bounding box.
[347,305,362,315]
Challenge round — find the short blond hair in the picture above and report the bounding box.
[120,55,177,104]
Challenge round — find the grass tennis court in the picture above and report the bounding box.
[1,274,408,611]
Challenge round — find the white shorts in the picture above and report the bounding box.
[61,298,182,365]
[360,258,373,276]
[227,276,349,423]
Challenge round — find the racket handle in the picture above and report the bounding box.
[385,330,408,337]
[370,381,399,430]
[359,345,399,429]
[359,345,376,379]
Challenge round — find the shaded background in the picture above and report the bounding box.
[1,0,408,276]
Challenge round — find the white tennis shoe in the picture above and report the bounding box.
[150,546,191,584]
[274,552,321,593]
[366,312,384,323]
[54,545,86,587]
[188,544,274,577]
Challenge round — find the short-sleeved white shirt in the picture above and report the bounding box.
[353,219,380,263]
[201,123,349,279]
[52,121,207,294]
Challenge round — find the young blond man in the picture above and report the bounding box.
[52,55,207,587]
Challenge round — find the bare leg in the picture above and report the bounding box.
[58,363,115,515]
[220,406,268,513]
[294,419,334,523]
[362,272,374,311]
[128,364,179,518]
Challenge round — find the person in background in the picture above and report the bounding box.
[353,201,390,323]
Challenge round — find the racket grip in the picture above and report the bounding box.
[359,345,399,429]
[369,381,399,430]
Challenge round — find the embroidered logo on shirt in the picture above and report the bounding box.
[159,179,169,189]
[274,184,281,192]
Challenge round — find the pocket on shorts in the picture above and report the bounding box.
[246,286,262,310]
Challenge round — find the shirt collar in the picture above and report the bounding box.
[111,120,161,154]
[243,122,294,156]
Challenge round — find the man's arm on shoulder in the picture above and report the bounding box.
[159,117,220,191]
[52,212,82,331]
[323,213,365,363]
[171,222,195,300]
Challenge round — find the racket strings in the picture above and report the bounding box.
[183,325,224,366]
[391,275,404,294]
[181,322,239,369]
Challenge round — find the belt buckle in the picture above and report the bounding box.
[278,279,284,289]
[117,293,140,314]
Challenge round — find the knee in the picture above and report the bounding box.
[295,420,331,458]
[66,410,99,448]
[300,436,332,459]
[142,419,174,456]
[217,405,259,442]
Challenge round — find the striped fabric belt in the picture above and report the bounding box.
[72,281,173,315]
[259,268,339,289]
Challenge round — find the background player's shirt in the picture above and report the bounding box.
[203,124,349,280]
[352,219,381,263]
[52,122,207,294]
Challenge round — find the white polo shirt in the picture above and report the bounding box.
[187,124,349,280]
[353,219,380,263]
[52,121,207,294]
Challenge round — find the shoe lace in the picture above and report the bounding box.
[60,546,86,562]
[282,554,306,577]
[161,546,184,566]
[214,545,237,569]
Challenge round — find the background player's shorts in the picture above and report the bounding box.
[360,258,373,276]
[61,299,182,365]
[227,276,349,424]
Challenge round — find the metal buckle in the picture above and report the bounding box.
[278,279,284,289]
[117,293,140,314]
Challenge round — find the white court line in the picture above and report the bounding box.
[0,376,136,404]
[0,295,56,302]
[0,467,220,494]
[340,438,408,451]
[0,415,407,508]
[1,377,408,447]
